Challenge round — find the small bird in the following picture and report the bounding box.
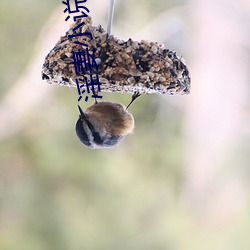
[75,92,140,149]
[75,100,136,149]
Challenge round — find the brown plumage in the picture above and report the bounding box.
[85,101,134,136]
[75,101,135,149]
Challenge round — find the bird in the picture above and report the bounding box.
[75,93,140,149]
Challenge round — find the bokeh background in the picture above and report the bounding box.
[1,0,250,249]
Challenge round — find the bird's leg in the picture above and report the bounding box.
[93,86,99,104]
[126,91,141,110]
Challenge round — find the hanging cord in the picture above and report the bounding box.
[107,0,115,34]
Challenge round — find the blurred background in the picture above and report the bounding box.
[1,0,250,249]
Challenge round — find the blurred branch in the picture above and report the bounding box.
[184,0,250,225]
[0,8,70,139]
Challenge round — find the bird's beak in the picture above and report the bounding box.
[78,105,86,119]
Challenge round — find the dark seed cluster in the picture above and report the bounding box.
[42,16,190,95]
